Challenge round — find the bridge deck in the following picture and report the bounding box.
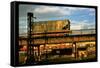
[19,34,96,45]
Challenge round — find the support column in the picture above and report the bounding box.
[72,42,78,59]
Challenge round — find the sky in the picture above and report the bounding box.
[19,4,96,35]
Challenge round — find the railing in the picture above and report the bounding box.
[19,29,96,37]
[71,29,95,35]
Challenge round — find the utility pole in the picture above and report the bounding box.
[26,12,36,64]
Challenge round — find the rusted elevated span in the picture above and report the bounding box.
[19,32,96,45]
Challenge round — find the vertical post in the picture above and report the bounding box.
[68,20,70,30]
[26,13,35,64]
[73,42,77,59]
[37,45,40,61]
[44,23,48,62]
[45,30,48,60]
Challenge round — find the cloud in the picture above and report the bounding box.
[34,6,59,13]
[33,6,92,16]
[89,8,95,12]
[19,4,96,34]
[89,8,95,16]
[33,6,72,18]
[19,4,96,21]
[19,4,38,17]
[70,20,95,30]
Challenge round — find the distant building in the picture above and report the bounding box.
[32,19,70,33]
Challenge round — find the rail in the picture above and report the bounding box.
[19,29,96,37]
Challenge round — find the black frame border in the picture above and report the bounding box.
[10,1,98,67]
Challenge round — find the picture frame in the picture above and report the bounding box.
[11,1,98,67]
